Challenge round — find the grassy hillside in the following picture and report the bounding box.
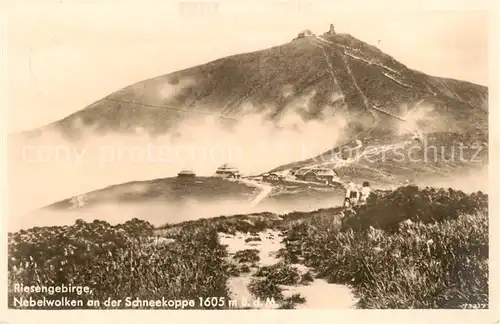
[18,29,487,141]
[45,177,259,211]
[8,185,488,309]
[272,131,488,186]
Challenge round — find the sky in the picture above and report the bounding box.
[1,0,490,132]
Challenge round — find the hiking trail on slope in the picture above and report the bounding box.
[218,229,358,309]
[240,179,273,207]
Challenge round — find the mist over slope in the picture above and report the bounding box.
[16,26,487,140]
[9,26,488,216]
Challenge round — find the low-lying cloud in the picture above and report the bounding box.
[8,102,348,216]
[394,100,447,137]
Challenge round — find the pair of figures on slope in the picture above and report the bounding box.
[343,181,371,208]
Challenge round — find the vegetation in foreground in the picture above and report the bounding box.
[8,219,230,309]
[280,186,489,308]
[8,185,488,309]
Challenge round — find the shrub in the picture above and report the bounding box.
[247,278,284,301]
[245,237,262,243]
[342,186,488,232]
[254,263,301,286]
[8,219,230,309]
[300,271,315,285]
[279,293,307,309]
[233,249,260,264]
[279,187,489,308]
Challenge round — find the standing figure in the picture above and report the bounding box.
[344,182,360,208]
[359,181,372,204]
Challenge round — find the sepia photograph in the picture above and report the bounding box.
[1,0,497,322]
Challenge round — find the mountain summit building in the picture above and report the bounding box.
[214,164,241,179]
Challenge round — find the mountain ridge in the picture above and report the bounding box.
[10,26,489,217]
[15,27,487,142]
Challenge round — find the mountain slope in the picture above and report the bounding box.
[17,27,487,141]
[44,177,259,210]
[10,177,262,231]
[12,27,488,217]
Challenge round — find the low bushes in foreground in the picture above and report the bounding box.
[281,187,489,308]
[248,277,284,302]
[8,218,229,309]
[253,263,302,286]
[246,263,312,309]
[233,249,260,264]
[279,294,307,309]
[8,185,489,310]
[342,185,488,232]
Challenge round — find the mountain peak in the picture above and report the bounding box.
[17,27,487,142]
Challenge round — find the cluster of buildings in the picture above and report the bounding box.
[263,166,340,185]
[177,163,241,179]
[177,163,340,186]
[293,167,339,184]
[294,24,336,40]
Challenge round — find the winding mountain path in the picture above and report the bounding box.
[219,229,358,309]
[240,179,273,207]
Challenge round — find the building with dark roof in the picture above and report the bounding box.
[177,169,196,178]
[294,167,339,184]
[214,163,241,179]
